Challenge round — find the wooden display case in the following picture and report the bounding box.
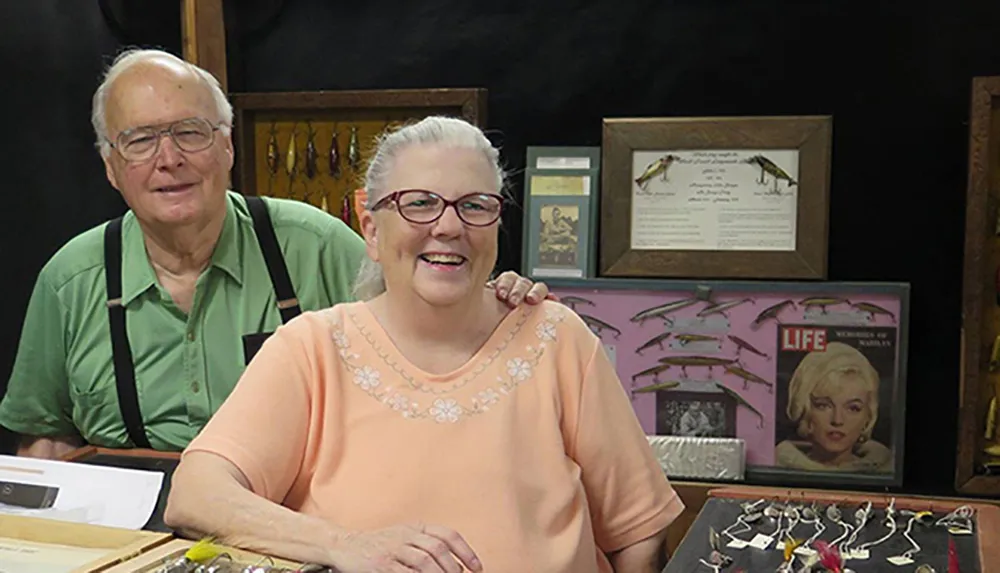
[230,88,488,235]
[102,538,301,572]
[0,514,170,572]
[958,75,1000,495]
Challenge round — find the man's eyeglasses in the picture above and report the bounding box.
[108,117,224,162]
[371,190,505,227]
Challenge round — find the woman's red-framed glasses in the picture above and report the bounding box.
[370,190,505,227]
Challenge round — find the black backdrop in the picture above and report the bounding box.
[3,0,1000,498]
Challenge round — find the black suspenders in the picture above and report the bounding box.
[103,217,150,449]
[103,196,301,448]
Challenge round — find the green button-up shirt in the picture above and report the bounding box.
[0,191,365,451]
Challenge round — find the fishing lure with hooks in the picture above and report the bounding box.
[348,125,360,172]
[936,504,975,534]
[265,122,280,196]
[305,121,318,179]
[328,126,342,179]
[285,125,299,198]
[341,192,352,227]
[854,498,898,557]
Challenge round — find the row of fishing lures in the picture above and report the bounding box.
[560,294,897,338]
[701,498,973,573]
[153,539,332,573]
[265,121,360,182]
[634,153,800,194]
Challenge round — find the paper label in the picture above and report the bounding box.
[886,556,914,566]
[793,546,817,557]
[726,538,748,549]
[775,541,784,550]
[748,534,773,550]
[949,527,973,535]
[846,548,869,560]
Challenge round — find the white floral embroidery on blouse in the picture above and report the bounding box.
[326,305,566,423]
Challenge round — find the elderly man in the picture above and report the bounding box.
[0,48,546,459]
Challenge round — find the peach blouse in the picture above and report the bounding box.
[185,300,683,572]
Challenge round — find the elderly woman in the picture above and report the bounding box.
[775,341,892,473]
[164,116,683,573]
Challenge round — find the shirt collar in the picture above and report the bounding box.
[120,194,243,306]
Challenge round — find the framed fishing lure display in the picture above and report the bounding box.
[958,75,1000,495]
[520,146,601,279]
[230,88,487,235]
[598,116,832,280]
[546,277,910,488]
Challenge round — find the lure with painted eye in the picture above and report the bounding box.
[329,130,341,179]
[348,125,360,171]
[265,123,279,174]
[286,131,297,176]
[341,192,352,226]
[305,123,318,179]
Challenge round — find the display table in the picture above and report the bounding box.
[664,485,1000,572]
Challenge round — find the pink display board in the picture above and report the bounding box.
[549,280,909,486]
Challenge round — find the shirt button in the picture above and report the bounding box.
[187,331,195,342]
[191,381,200,393]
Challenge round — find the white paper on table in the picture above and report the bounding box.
[0,454,163,530]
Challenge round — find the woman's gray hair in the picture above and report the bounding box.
[352,115,505,301]
[91,48,233,157]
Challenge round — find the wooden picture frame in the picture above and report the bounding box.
[520,146,601,279]
[599,116,832,279]
[957,76,1000,495]
[230,88,487,235]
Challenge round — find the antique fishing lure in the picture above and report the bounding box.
[320,190,329,213]
[658,355,736,367]
[348,125,361,171]
[635,331,672,354]
[634,154,678,190]
[717,384,765,428]
[631,380,680,394]
[727,335,770,360]
[725,364,774,393]
[745,154,798,192]
[341,192,352,227]
[850,301,897,322]
[798,296,851,313]
[559,295,595,310]
[630,364,672,383]
[305,122,318,179]
[265,122,279,174]
[328,128,342,179]
[285,127,298,198]
[285,128,297,176]
[676,333,719,345]
[751,299,795,328]
[579,313,621,338]
[155,538,225,572]
[630,297,700,324]
[697,297,754,318]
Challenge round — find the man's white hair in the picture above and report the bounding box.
[91,48,233,157]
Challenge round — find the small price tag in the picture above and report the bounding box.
[775,541,784,550]
[794,546,817,558]
[748,534,774,550]
[886,555,914,566]
[846,549,870,560]
[949,527,973,535]
[726,538,748,549]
